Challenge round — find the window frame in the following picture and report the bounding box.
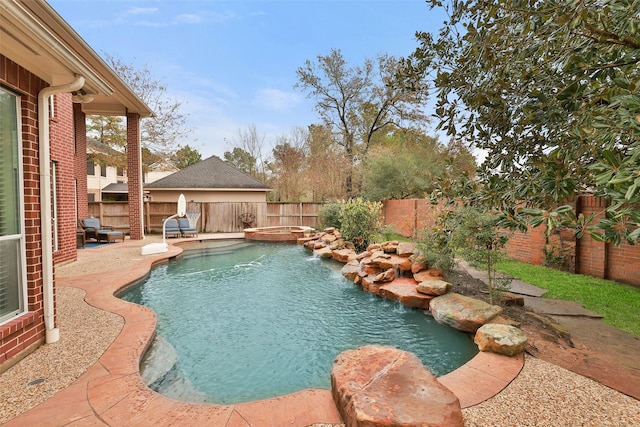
[0,87,28,325]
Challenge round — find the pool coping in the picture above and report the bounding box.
[7,236,523,426]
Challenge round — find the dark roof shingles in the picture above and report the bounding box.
[144,155,269,190]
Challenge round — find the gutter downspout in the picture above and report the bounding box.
[38,75,85,344]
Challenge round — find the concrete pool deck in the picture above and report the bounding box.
[3,234,524,426]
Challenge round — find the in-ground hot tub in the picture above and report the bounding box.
[244,225,315,242]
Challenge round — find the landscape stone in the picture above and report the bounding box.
[373,268,396,283]
[332,248,357,263]
[379,277,433,309]
[361,276,384,295]
[331,345,463,427]
[381,240,399,253]
[416,280,452,296]
[323,233,337,243]
[371,253,412,272]
[396,242,416,257]
[341,261,361,282]
[314,246,333,258]
[413,269,445,282]
[430,292,503,333]
[411,261,429,274]
[474,324,528,356]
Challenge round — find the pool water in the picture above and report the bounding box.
[121,241,477,404]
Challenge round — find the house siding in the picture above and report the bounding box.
[147,190,267,203]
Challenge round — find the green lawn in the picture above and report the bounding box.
[496,259,640,337]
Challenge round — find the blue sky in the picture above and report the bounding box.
[49,0,445,159]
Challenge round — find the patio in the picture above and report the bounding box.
[0,235,638,426]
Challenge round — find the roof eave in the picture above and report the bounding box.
[1,0,153,117]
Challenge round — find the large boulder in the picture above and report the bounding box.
[331,345,463,427]
[332,248,357,263]
[314,246,333,258]
[413,269,445,282]
[474,324,528,356]
[370,252,412,272]
[430,293,503,333]
[396,242,416,257]
[416,280,452,296]
[379,277,433,310]
[341,261,362,282]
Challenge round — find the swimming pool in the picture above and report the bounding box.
[121,240,477,404]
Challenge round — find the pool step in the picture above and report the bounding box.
[140,334,209,403]
[140,335,179,385]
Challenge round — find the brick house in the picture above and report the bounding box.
[0,0,152,371]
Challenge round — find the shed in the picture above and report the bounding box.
[144,155,271,203]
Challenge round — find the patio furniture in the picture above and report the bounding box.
[76,228,86,248]
[80,218,124,243]
[178,217,198,238]
[164,218,182,238]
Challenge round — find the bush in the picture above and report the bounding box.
[318,202,343,230]
[338,198,383,252]
[418,204,511,304]
[320,198,383,251]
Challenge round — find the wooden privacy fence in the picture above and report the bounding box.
[88,201,325,234]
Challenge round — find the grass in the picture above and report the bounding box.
[496,259,640,337]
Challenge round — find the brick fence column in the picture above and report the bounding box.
[127,112,144,240]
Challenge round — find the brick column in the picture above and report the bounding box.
[127,112,144,240]
[73,103,88,221]
[575,196,608,279]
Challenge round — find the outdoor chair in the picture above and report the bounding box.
[164,218,182,238]
[80,217,125,243]
[178,217,198,238]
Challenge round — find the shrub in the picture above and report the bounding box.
[328,198,382,251]
[318,202,343,230]
[418,204,511,304]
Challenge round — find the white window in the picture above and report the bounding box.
[0,87,27,324]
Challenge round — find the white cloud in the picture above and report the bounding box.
[176,14,203,24]
[252,88,302,111]
[124,7,158,16]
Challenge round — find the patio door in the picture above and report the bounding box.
[0,87,26,324]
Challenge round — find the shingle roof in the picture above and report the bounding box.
[143,155,270,190]
[102,183,129,193]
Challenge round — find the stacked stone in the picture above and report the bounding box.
[298,228,528,357]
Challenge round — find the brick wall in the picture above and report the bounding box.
[504,225,547,266]
[575,196,608,279]
[1,55,47,369]
[382,199,440,238]
[51,92,77,265]
[383,197,640,287]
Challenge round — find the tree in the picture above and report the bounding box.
[225,124,269,182]
[86,115,127,167]
[406,0,640,243]
[172,145,202,169]
[97,54,193,162]
[296,49,430,196]
[223,147,257,175]
[304,124,350,202]
[361,130,476,201]
[269,139,307,201]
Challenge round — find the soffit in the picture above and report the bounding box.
[0,0,152,117]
